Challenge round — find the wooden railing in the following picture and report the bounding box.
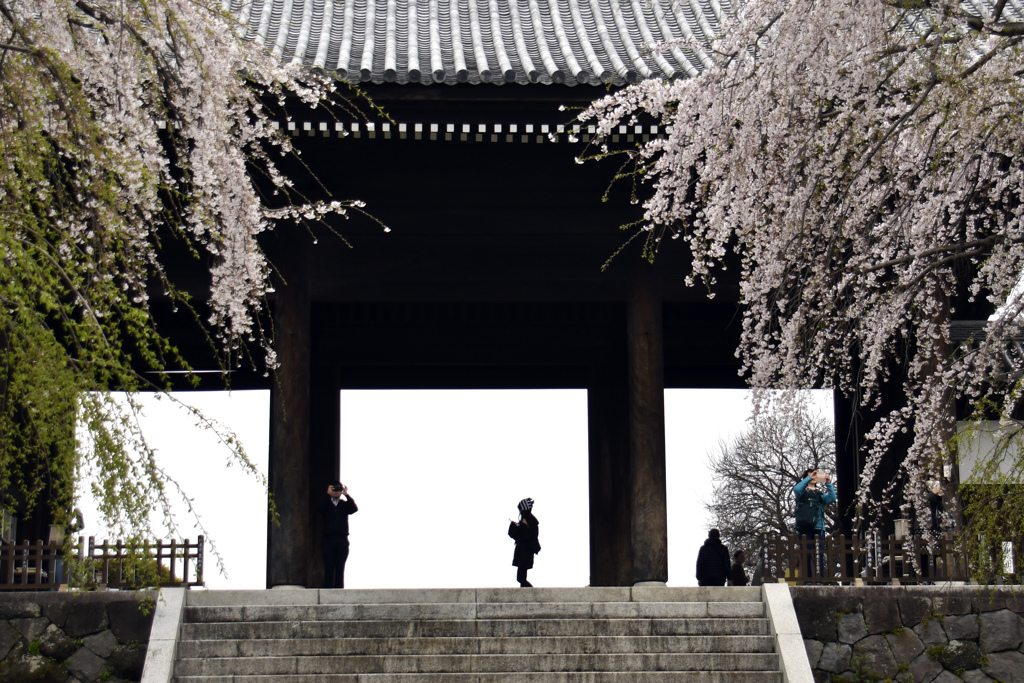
[760,533,971,585]
[0,540,62,590]
[0,536,204,590]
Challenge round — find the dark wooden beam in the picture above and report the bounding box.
[833,388,862,536]
[626,262,668,584]
[308,359,340,589]
[587,351,633,586]
[267,236,313,587]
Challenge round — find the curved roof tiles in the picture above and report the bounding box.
[232,0,732,85]
[234,0,1024,87]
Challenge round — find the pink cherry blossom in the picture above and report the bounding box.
[581,0,1024,533]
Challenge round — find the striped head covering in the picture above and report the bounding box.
[518,498,535,513]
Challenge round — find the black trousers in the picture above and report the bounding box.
[516,566,533,586]
[323,537,350,589]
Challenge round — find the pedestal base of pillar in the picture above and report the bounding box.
[633,581,667,586]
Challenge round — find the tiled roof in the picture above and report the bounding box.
[233,0,1024,87]
[233,0,732,86]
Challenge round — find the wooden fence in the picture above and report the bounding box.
[0,536,204,590]
[760,533,972,585]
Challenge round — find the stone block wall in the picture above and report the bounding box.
[0,592,153,683]
[792,586,1024,683]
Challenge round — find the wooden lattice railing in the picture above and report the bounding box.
[760,533,974,585]
[0,536,204,590]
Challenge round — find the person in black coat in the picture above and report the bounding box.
[320,480,358,588]
[695,528,730,586]
[508,498,540,587]
[927,480,945,532]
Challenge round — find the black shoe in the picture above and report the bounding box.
[519,581,533,587]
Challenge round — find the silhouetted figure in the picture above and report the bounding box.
[696,529,730,586]
[729,550,749,586]
[928,481,945,532]
[508,498,540,587]
[320,481,357,588]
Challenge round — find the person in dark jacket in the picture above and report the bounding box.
[927,480,945,532]
[695,529,730,586]
[508,498,540,587]
[320,480,358,588]
[729,550,749,586]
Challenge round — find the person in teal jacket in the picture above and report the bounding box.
[793,469,836,580]
[793,469,836,534]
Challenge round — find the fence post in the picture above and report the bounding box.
[101,539,111,588]
[3,543,12,587]
[35,540,45,587]
[796,534,805,584]
[49,538,60,589]
[116,539,124,586]
[196,535,204,586]
[913,532,921,581]
[837,535,847,584]
[43,539,55,588]
[155,539,163,586]
[75,536,82,587]
[887,535,899,586]
[88,537,95,585]
[182,539,190,586]
[868,532,876,581]
[142,539,151,586]
[169,539,177,585]
[778,535,790,584]
[851,535,863,586]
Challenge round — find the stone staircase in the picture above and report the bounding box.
[170,586,786,682]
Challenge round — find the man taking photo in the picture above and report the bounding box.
[320,481,358,588]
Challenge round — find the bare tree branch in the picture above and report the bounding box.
[705,405,836,567]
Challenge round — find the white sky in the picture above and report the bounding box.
[76,388,833,589]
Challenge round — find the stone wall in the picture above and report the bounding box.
[792,586,1024,683]
[0,592,153,683]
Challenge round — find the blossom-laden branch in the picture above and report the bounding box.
[580,0,1024,561]
[0,0,373,557]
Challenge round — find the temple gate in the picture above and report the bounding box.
[152,0,984,587]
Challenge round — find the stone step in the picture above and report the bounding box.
[183,602,764,623]
[177,635,777,659]
[172,589,783,683]
[175,673,782,683]
[179,617,771,641]
[174,653,779,677]
[185,587,764,607]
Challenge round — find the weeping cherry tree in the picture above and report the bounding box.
[0,0,372,570]
[580,0,1024,577]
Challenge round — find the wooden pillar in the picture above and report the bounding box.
[626,262,668,584]
[834,365,916,536]
[308,356,340,588]
[588,355,633,586]
[833,388,862,537]
[267,239,312,587]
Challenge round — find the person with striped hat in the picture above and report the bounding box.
[507,498,540,587]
